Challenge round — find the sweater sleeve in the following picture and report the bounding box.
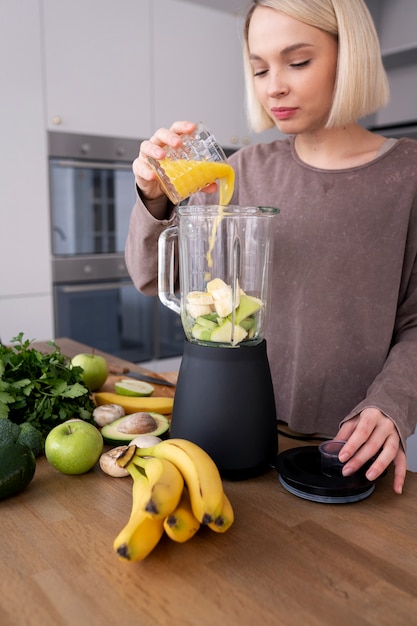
[124,177,218,296]
[125,192,176,295]
[341,198,417,449]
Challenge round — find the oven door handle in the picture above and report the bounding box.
[53,160,133,171]
[57,281,133,293]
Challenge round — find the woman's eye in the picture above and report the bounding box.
[290,59,311,68]
[253,69,268,77]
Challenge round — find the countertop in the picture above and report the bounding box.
[2,338,417,626]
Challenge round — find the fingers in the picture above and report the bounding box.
[336,408,406,493]
[201,182,218,194]
[392,449,407,494]
[133,121,197,200]
[361,431,398,481]
[146,121,197,154]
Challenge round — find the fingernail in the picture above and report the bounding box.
[339,452,348,462]
[366,469,377,481]
[342,465,354,476]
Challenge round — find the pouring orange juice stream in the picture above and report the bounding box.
[158,158,235,276]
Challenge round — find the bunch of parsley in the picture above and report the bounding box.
[0,333,95,437]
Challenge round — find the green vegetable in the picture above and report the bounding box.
[17,422,45,457]
[0,443,36,499]
[0,418,20,446]
[0,417,44,456]
[0,333,95,438]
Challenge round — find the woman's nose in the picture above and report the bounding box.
[267,72,289,97]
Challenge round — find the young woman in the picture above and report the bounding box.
[125,0,417,494]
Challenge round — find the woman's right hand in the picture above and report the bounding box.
[132,120,197,201]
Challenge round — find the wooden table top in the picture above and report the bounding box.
[2,339,417,625]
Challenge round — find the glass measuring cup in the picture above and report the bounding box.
[148,123,235,205]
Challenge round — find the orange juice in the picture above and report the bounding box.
[158,159,235,206]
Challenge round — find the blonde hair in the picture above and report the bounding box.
[243,0,389,132]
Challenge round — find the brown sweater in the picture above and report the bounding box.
[125,137,417,447]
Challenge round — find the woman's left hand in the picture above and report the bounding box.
[335,407,407,494]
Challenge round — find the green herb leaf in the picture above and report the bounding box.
[0,333,95,437]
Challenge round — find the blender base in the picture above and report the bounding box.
[170,339,277,480]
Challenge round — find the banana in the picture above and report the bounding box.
[163,487,201,543]
[134,438,225,525]
[132,454,184,519]
[114,512,164,562]
[94,392,174,415]
[186,291,215,318]
[207,278,239,318]
[113,462,163,561]
[207,492,234,534]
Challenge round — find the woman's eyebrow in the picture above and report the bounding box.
[249,42,314,61]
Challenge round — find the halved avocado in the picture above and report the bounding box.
[101,412,170,445]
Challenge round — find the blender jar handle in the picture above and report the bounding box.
[158,226,181,315]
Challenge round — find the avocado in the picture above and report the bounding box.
[101,412,170,444]
[0,443,36,500]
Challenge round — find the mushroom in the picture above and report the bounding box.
[93,404,125,427]
[128,434,162,448]
[99,445,130,477]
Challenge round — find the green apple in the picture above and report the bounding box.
[195,315,218,330]
[71,352,108,391]
[228,294,263,325]
[210,319,248,345]
[191,323,213,341]
[45,419,104,475]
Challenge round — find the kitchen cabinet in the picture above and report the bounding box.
[42,0,153,139]
[366,0,417,126]
[42,0,273,147]
[152,0,276,148]
[0,0,53,342]
[1,298,54,346]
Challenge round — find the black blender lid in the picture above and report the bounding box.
[275,445,376,504]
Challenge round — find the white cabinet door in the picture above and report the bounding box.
[1,297,54,345]
[0,0,53,341]
[152,0,253,148]
[368,0,417,126]
[42,0,153,139]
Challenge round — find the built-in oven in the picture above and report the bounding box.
[48,131,184,362]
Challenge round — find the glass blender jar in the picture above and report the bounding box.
[159,204,279,478]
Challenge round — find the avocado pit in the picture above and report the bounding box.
[116,412,158,434]
[100,412,170,445]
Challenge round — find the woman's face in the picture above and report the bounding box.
[247,6,338,135]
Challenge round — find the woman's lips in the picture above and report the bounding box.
[271,107,298,120]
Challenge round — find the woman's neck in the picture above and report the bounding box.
[293,124,387,169]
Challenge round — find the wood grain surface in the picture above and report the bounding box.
[1,339,417,625]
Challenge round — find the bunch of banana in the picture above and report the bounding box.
[163,487,201,543]
[112,462,165,561]
[113,438,234,562]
